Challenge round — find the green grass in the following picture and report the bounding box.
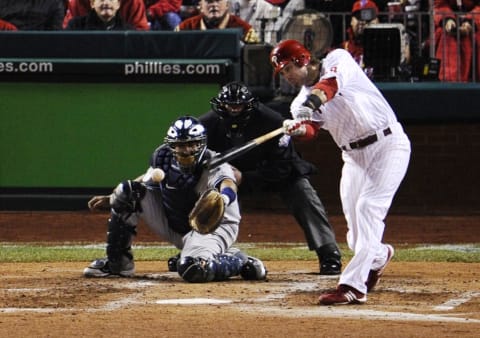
[1,243,480,263]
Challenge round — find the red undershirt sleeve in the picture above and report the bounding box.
[312,78,338,102]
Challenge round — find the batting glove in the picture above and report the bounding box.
[283,119,306,136]
[292,105,314,121]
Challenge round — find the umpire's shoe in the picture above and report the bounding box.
[318,243,342,275]
[320,257,342,275]
[83,258,135,278]
[240,256,267,280]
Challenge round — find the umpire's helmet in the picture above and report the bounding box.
[165,116,207,173]
[210,82,257,127]
[270,39,311,75]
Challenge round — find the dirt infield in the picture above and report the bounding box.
[1,211,480,337]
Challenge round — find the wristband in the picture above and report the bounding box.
[303,94,322,110]
[220,187,237,206]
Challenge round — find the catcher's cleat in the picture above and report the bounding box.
[319,257,342,275]
[365,244,394,292]
[167,253,180,272]
[318,284,367,305]
[83,258,135,278]
[240,256,267,280]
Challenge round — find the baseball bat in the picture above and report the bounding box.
[203,126,285,170]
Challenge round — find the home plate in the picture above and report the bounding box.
[155,298,232,305]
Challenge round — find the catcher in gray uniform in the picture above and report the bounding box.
[84,116,267,283]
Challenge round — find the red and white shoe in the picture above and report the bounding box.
[318,284,367,305]
[366,244,394,292]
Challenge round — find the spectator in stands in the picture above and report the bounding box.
[0,18,17,31]
[228,0,281,44]
[65,0,134,30]
[340,0,381,76]
[340,0,411,80]
[176,0,260,44]
[145,0,182,30]
[0,0,65,30]
[434,0,480,82]
[64,0,149,30]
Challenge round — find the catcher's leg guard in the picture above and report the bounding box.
[167,253,180,272]
[240,256,267,280]
[106,213,137,274]
[177,254,243,283]
[177,256,215,283]
[211,253,243,281]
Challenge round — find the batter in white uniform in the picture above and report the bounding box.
[270,40,411,305]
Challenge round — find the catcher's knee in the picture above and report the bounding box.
[110,180,146,213]
[177,256,215,283]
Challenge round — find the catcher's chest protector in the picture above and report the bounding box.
[153,147,200,233]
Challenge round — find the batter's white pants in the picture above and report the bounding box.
[338,122,411,294]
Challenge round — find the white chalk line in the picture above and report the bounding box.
[433,292,480,311]
[2,274,480,323]
[237,305,480,323]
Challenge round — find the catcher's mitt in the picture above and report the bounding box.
[189,188,225,234]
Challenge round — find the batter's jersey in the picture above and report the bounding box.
[290,48,400,148]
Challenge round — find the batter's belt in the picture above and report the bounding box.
[341,127,392,151]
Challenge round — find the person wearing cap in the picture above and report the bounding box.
[340,0,380,76]
[341,0,411,79]
[270,39,411,305]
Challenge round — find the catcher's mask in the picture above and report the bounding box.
[165,116,207,173]
[270,39,311,75]
[210,81,257,130]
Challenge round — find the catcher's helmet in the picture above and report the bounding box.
[270,39,311,75]
[165,116,207,173]
[210,82,257,120]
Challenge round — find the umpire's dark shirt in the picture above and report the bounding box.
[199,103,317,191]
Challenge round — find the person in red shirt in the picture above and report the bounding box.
[434,0,480,82]
[176,0,260,44]
[63,0,149,30]
[340,0,380,76]
[0,18,17,30]
[145,0,182,30]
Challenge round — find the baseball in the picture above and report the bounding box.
[151,168,165,183]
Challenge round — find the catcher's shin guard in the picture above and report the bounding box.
[106,213,137,274]
[177,256,215,283]
[177,254,243,283]
[211,254,243,281]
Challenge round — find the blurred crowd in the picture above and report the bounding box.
[0,0,479,82]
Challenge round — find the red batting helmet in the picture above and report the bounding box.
[270,39,311,75]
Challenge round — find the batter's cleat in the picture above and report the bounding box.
[240,256,267,280]
[167,253,180,272]
[318,284,367,305]
[320,257,342,275]
[83,258,135,278]
[365,244,394,292]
